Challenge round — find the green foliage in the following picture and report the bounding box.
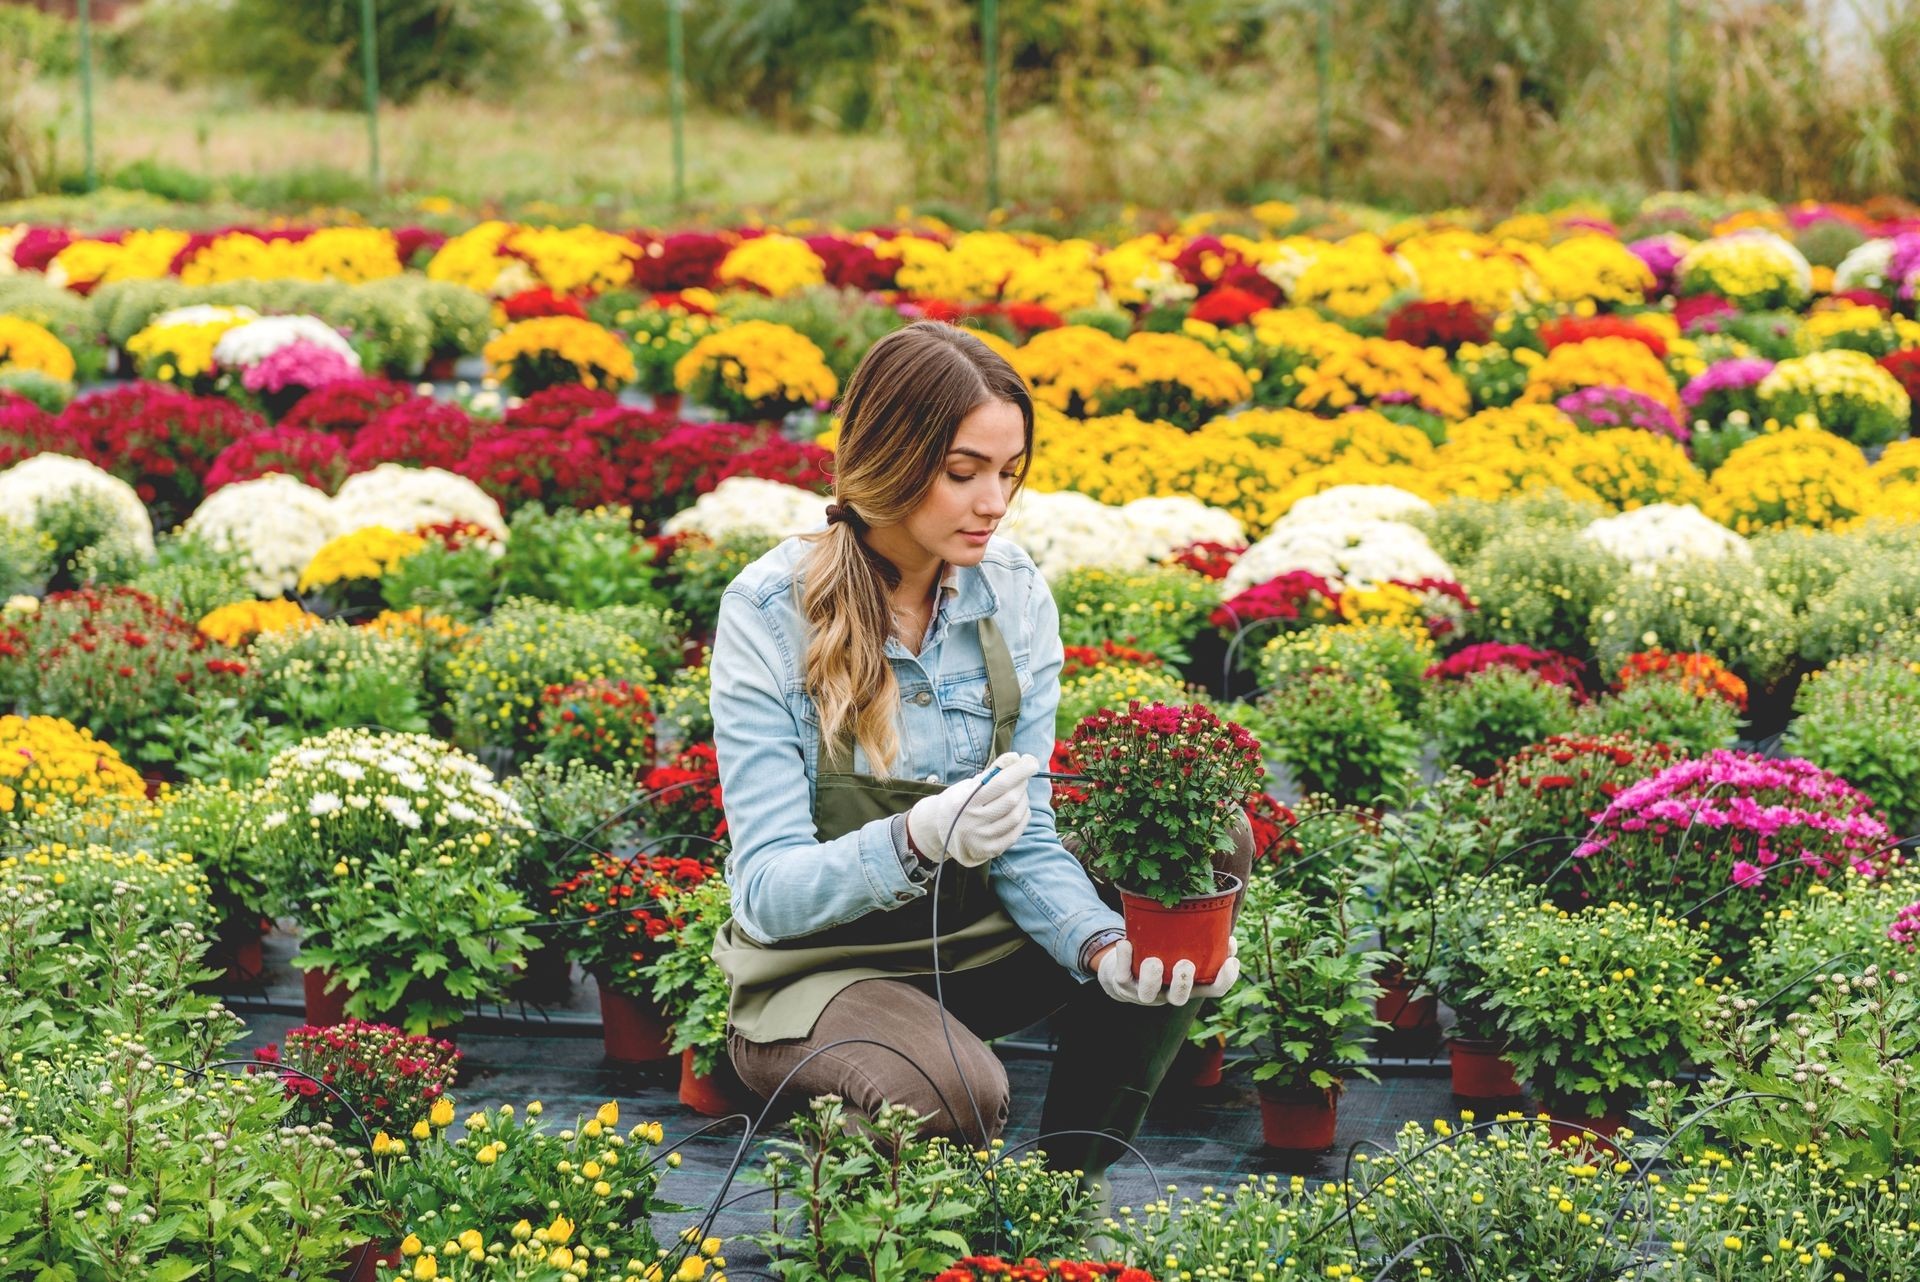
[361,277,494,357]
[1795,548,1920,666]
[718,286,906,387]
[747,1094,1094,1281]
[252,619,431,737]
[1051,565,1220,666]
[378,538,501,621]
[128,531,255,620]
[1256,622,1432,717]
[1589,557,1799,689]
[638,875,734,1076]
[1783,653,1920,835]
[1459,524,1621,659]
[1425,667,1580,777]
[1053,661,1191,740]
[1422,871,1533,1041]
[1258,671,1420,807]
[504,757,647,902]
[498,505,669,613]
[1575,676,1740,756]
[1195,866,1384,1091]
[1472,899,1723,1115]
[209,0,557,107]
[1746,864,1920,1010]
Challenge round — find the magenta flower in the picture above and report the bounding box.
[1681,358,1776,409]
[1890,902,1920,951]
[242,341,362,396]
[1730,860,1764,889]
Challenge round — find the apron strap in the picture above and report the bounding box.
[815,610,1025,773]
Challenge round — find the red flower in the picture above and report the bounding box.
[501,286,588,322]
[503,384,620,432]
[1189,285,1271,328]
[1385,300,1493,351]
[205,427,351,494]
[280,378,421,438]
[1539,314,1668,358]
[1425,642,1589,699]
[57,383,265,521]
[346,400,484,472]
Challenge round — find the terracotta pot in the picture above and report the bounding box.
[678,1046,749,1117]
[650,391,684,417]
[334,1239,398,1282]
[598,977,675,1064]
[302,967,353,1028]
[1546,1104,1632,1157]
[1373,963,1439,1032]
[217,931,267,986]
[424,353,459,382]
[1448,1038,1524,1100]
[1119,872,1243,985]
[1258,1081,1340,1152]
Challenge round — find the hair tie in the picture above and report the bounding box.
[824,502,862,529]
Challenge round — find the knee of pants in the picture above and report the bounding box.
[907,1042,1011,1145]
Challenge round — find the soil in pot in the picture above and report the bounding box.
[598,977,675,1064]
[1119,871,1242,984]
[1448,1038,1524,1100]
[1258,1081,1340,1152]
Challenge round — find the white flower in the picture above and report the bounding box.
[1834,237,1896,294]
[395,771,428,793]
[1225,512,1451,595]
[261,811,289,830]
[997,489,1158,580]
[1580,503,1748,574]
[184,474,340,597]
[1279,484,1433,528]
[331,761,367,782]
[1117,496,1246,561]
[148,303,259,330]
[378,795,423,830]
[446,801,478,823]
[0,454,155,559]
[308,792,343,817]
[660,477,829,541]
[1678,229,1813,295]
[332,464,507,539]
[212,315,361,369]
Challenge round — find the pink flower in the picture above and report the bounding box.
[242,341,362,396]
[1730,860,1764,889]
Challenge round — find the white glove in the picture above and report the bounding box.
[1096,935,1241,1007]
[906,751,1039,869]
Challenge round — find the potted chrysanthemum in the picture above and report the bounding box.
[1061,701,1265,980]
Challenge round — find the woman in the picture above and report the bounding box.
[708,321,1247,1188]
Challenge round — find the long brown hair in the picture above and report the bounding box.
[799,321,1034,776]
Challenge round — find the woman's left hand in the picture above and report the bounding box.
[1093,936,1240,1007]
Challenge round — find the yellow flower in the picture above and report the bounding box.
[546,1214,575,1244]
[715,234,827,297]
[401,1234,424,1257]
[412,1120,431,1140]
[297,526,430,594]
[430,1097,455,1128]
[412,1256,438,1281]
[0,316,77,382]
[597,1100,620,1128]
[672,320,837,415]
[483,316,638,392]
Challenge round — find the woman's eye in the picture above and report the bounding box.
[947,472,973,483]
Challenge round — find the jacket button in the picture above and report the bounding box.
[925,773,940,783]
[896,891,913,902]
[912,690,932,706]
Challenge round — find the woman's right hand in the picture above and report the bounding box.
[906,751,1040,869]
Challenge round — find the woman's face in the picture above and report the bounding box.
[899,398,1027,568]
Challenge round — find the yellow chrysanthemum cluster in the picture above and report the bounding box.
[1398,230,1542,313]
[484,317,639,392]
[1293,336,1472,420]
[0,315,76,382]
[297,526,431,593]
[1562,427,1706,511]
[1095,235,1190,308]
[1755,348,1911,445]
[1802,302,1920,354]
[671,320,838,416]
[44,228,192,291]
[0,714,146,821]
[178,228,404,285]
[1520,336,1682,415]
[1000,238,1109,312]
[429,221,640,297]
[126,308,255,382]
[1703,427,1877,533]
[1288,234,1415,318]
[197,599,319,648]
[888,231,1037,304]
[715,234,826,298]
[1676,231,1812,310]
[1535,233,1656,306]
[1012,327,1251,423]
[0,842,209,927]
[1425,405,1607,506]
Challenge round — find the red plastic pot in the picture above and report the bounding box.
[334,1240,398,1282]
[651,391,684,417]
[598,977,675,1064]
[224,933,266,985]
[302,967,352,1028]
[1448,1038,1524,1100]
[1119,872,1242,984]
[1373,963,1439,1032]
[424,353,458,382]
[1547,1104,1632,1157]
[1258,1081,1340,1152]
[678,1047,750,1117]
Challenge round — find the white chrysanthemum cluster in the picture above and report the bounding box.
[1580,502,1749,574]
[212,315,362,369]
[1225,500,1452,595]
[998,489,1162,579]
[1114,496,1247,563]
[331,464,507,539]
[185,473,342,597]
[148,303,259,330]
[1834,237,1897,294]
[0,453,156,558]
[1280,484,1434,528]
[247,728,528,876]
[660,476,834,541]
[183,466,506,596]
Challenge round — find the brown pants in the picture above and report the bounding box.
[726,820,1256,1162]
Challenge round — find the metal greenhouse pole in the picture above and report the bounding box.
[77,0,95,191]
[668,0,687,206]
[360,0,382,191]
[984,0,1001,211]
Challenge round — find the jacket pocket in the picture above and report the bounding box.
[938,679,995,770]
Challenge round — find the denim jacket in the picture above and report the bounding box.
[708,531,1126,981]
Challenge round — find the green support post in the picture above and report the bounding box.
[668,0,687,207]
[983,0,1001,212]
[78,0,95,192]
[1666,0,1682,189]
[360,0,381,192]
[1315,0,1332,203]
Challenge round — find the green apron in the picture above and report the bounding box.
[713,615,1032,1043]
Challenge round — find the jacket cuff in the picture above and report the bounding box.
[1078,927,1127,974]
[890,812,933,886]
[859,811,927,908]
